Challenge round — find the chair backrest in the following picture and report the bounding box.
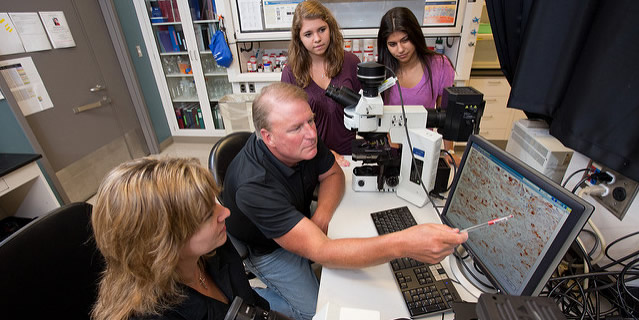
[208,131,252,259]
[0,202,104,319]
[208,131,252,190]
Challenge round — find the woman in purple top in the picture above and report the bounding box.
[377,7,456,153]
[281,0,361,165]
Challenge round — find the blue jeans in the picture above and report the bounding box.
[244,248,319,320]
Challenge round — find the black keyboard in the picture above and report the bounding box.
[371,206,461,318]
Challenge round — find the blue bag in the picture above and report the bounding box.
[209,30,232,68]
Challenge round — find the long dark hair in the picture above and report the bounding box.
[377,7,449,100]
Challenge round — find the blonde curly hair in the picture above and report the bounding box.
[91,157,219,320]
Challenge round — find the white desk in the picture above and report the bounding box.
[0,154,60,245]
[316,158,479,319]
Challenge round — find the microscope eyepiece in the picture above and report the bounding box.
[325,84,361,108]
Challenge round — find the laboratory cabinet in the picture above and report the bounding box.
[0,154,60,245]
[222,0,484,90]
[134,0,485,138]
[133,0,233,137]
[469,76,525,140]
[471,0,500,69]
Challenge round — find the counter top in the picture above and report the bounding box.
[0,153,42,177]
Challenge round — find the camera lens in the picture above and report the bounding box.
[224,297,292,320]
[356,62,386,97]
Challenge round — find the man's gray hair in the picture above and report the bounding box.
[252,82,308,139]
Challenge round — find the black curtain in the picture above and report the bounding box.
[486,0,639,182]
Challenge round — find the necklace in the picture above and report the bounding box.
[198,267,208,290]
[312,62,327,79]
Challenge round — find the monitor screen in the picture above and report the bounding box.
[441,135,594,296]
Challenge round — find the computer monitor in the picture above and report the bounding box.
[440,135,594,296]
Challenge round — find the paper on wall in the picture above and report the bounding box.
[39,11,76,49]
[0,57,54,116]
[237,0,263,31]
[8,12,52,52]
[423,0,457,26]
[0,13,26,56]
[263,0,300,29]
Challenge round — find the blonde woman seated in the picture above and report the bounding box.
[91,157,270,320]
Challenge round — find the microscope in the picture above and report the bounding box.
[325,62,485,207]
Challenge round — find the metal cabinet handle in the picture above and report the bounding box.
[73,96,111,114]
[90,85,105,92]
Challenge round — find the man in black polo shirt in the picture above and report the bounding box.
[222,83,467,320]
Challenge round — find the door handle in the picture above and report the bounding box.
[90,84,105,92]
[73,96,111,114]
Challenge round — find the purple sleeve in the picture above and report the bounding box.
[281,65,295,84]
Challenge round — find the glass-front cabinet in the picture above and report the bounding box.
[231,0,464,37]
[133,0,483,136]
[134,0,232,136]
[223,0,482,86]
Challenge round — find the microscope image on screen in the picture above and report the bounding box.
[445,146,570,292]
[441,135,593,296]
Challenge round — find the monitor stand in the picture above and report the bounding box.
[448,247,497,299]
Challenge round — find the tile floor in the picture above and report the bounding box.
[86,141,216,205]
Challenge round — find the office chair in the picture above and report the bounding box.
[0,202,104,319]
[208,131,252,259]
[208,131,253,191]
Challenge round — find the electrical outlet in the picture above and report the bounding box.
[239,82,247,93]
[585,161,639,220]
[248,82,255,93]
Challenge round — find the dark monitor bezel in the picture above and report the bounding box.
[440,134,594,296]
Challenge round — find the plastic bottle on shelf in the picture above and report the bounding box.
[279,54,286,70]
[435,38,444,54]
[178,79,190,98]
[177,56,191,74]
[249,56,257,72]
[344,39,352,52]
[352,39,360,52]
[364,39,375,52]
[162,56,178,74]
[186,80,196,99]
